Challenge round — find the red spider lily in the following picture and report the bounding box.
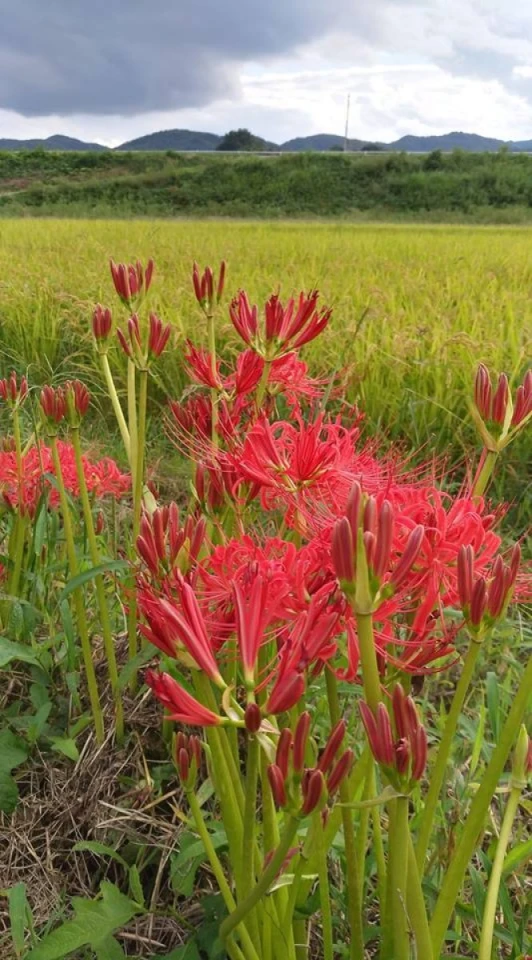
[40,386,67,432]
[230,290,331,358]
[359,683,427,788]
[192,260,226,312]
[457,543,521,631]
[269,353,324,404]
[110,258,154,308]
[327,750,355,795]
[233,349,265,396]
[65,380,90,426]
[317,719,346,773]
[146,670,221,726]
[184,342,223,389]
[136,503,206,580]
[268,721,349,814]
[0,442,130,515]
[92,305,113,345]
[175,732,202,787]
[148,313,172,359]
[473,363,532,445]
[233,573,270,684]
[0,372,28,407]
[137,579,224,686]
[244,702,262,732]
[117,312,171,367]
[512,369,532,426]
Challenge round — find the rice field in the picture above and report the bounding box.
[0,219,530,514]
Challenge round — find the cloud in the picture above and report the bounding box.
[0,0,336,115]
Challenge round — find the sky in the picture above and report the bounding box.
[2,0,532,146]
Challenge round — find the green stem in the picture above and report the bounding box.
[206,310,219,447]
[6,512,27,604]
[242,734,261,947]
[355,610,381,711]
[255,359,272,411]
[406,835,434,960]
[472,448,498,500]
[416,641,481,871]
[127,359,138,482]
[314,810,334,960]
[325,670,365,960]
[100,353,131,461]
[70,427,124,742]
[127,367,147,673]
[50,436,104,743]
[220,815,300,943]
[187,789,260,960]
[430,653,532,956]
[389,795,409,960]
[478,786,522,960]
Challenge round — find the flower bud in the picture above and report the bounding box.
[301,769,324,815]
[293,711,311,774]
[244,702,262,733]
[267,764,287,808]
[275,728,292,779]
[327,749,354,794]
[318,719,346,773]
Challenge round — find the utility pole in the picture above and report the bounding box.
[344,94,351,152]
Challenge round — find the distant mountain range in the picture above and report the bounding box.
[3,129,532,153]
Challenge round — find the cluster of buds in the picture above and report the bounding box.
[332,482,425,613]
[136,503,206,579]
[359,684,427,791]
[116,312,172,369]
[65,380,90,428]
[457,543,521,636]
[229,290,331,360]
[473,364,532,450]
[175,731,203,790]
[267,714,354,817]
[0,372,28,408]
[40,385,67,433]
[92,305,113,353]
[192,261,226,314]
[110,258,154,309]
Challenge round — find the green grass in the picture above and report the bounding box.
[0,218,530,523]
[4,149,532,219]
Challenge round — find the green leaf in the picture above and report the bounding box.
[0,772,20,814]
[95,935,126,959]
[117,644,156,691]
[0,730,29,772]
[49,738,79,762]
[157,944,201,960]
[128,865,144,907]
[25,702,52,744]
[7,882,31,957]
[0,637,40,669]
[339,785,401,809]
[7,601,24,640]
[33,504,48,557]
[59,560,129,601]
[502,837,532,877]
[470,701,486,776]
[25,882,141,960]
[486,672,500,742]
[72,841,128,870]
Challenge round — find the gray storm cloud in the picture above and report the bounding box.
[0,0,337,115]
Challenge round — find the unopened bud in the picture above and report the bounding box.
[301,769,324,816]
[245,702,262,733]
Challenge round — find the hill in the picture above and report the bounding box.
[280,134,366,152]
[117,128,221,151]
[387,131,506,152]
[0,134,107,151]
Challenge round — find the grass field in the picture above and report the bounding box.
[0,218,530,519]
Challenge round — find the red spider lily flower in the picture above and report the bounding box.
[65,380,90,427]
[359,684,427,788]
[511,369,532,427]
[138,580,224,686]
[233,573,270,684]
[457,543,521,632]
[233,349,265,396]
[0,372,28,407]
[175,732,202,787]
[192,260,226,312]
[148,313,172,359]
[230,290,331,358]
[293,711,311,774]
[301,768,325,815]
[184,341,223,389]
[244,702,262,733]
[327,749,354,795]
[269,353,324,404]
[266,669,306,715]
[136,504,205,580]
[40,385,66,429]
[92,305,113,347]
[110,258,154,308]
[146,670,221,726]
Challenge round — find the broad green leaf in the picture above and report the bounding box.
[0,730,28,771]
[0,637,40,669]
[7,601,24,639]
[502,837,532,877]
[0,772,20,814]
[26,882,141,960]
[59,559,129,601]
[95,935,126,959]
[72,841,128,870]
[7,882,30,957]
[49,738,79,762]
